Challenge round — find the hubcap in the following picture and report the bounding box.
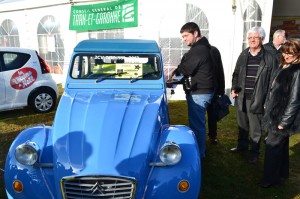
[35,93,53,111]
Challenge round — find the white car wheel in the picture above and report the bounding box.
[30,89,56,113]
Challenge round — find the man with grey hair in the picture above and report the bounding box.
[230,26,278,164]
[264,29,286,62]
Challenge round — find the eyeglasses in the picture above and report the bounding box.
[282,52,297,57]
[280,34,286,38]
[247,37,261,40]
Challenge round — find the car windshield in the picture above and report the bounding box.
[71,54,161,80]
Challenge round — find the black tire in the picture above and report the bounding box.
[29,88,57,113]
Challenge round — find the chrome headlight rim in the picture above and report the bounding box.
[14,141,39,166]
[159,141,182,166]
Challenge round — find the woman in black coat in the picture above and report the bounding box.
[261,38,300,188]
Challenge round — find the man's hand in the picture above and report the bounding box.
[171,68,178,79]
[278,125,284,130]
[231,90,238,98]
[172,73,176,79]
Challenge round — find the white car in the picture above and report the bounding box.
[0,47,59,113]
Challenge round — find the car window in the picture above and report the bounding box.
[70,54,162,80]
[1,52,31,71]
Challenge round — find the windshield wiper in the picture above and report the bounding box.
[96,72,127,83]
[130,71,161,83]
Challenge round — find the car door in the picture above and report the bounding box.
[0,54,5,106]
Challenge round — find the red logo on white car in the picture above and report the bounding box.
[10,67,37,90]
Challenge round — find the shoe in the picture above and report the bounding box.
[210,138,218,145]
[259,180,280,188]
[248,155,258,164]
[259,182,273,188]
[230,147,247,153]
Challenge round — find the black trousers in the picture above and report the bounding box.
[263,127,289,184]
[235,99,263,155]
[207,97,217,139]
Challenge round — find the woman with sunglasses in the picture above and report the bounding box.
[261,38,300,188]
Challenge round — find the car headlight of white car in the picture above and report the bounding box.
[14,141,39,166]
[159,141,182,165]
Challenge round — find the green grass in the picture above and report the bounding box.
[1,98,300,199]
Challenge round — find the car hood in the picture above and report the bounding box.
[52,89,166,192]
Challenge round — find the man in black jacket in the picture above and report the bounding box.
[172,22,215,159]
[230,26,278,164]
[207,45,225,144]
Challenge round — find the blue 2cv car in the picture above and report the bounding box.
[4,39,201,199]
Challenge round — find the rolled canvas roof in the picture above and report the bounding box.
[0,0,108,12]
[0,0,67,12]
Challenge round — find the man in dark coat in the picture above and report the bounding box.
[264,29,286,63]
[230,26,278,164]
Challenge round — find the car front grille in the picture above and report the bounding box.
[61,175,136,199]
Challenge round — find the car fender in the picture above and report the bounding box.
[4,125,56,199]
[144,124,201,199]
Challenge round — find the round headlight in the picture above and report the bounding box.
[14,142,39,166]
[159,142,182,165]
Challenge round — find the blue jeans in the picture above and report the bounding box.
[186,93,214,158]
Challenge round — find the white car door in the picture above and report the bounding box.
[0,69,5,106]
[0,51,34,110]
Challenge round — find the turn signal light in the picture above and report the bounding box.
[178,180,190,192]
[13,180,23,193]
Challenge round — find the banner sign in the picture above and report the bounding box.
[69,0,138,31]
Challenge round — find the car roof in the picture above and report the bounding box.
[74,39,161,53]
[0,47,37,54]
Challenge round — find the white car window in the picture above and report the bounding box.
[2,52,30,71]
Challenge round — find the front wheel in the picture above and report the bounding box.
[29,88,56,113]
